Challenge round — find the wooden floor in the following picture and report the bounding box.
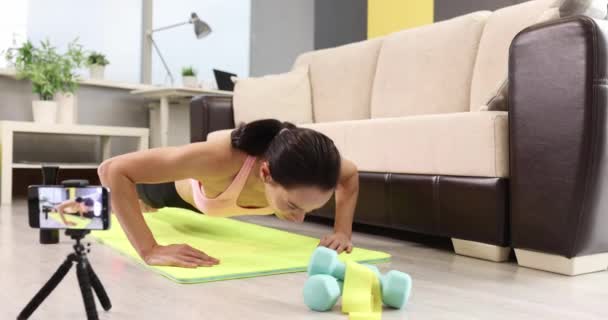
[2,200,607,319]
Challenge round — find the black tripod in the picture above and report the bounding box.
[18,229,112,319]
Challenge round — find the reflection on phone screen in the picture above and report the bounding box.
[38,187,105,230]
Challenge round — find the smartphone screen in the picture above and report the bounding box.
[28,185,111,230]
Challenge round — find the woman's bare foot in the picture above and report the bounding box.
[138,199,158,213]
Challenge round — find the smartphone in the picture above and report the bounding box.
[28,185,111,230]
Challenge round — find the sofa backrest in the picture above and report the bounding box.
[292,0,559,121]
[292,39,383,123]
[370,12,490,119]
[469,0,558,111]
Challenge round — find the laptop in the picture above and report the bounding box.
[213,69,237,91]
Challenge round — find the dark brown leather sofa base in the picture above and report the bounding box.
[310,172,509,247]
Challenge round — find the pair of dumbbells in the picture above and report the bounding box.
[303,247,412,312]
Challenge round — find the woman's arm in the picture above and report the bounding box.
[319,158,359,253]
[54,200,72,213]
[334,158,358,237]
[55,201,75,226]
[98,137,232,266]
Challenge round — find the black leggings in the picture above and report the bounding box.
[136,182,199,213]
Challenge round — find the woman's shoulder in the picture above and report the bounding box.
[192,130,250,173]
[205,129,245,158]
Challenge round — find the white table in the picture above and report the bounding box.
[0,121,149,204]
[130,87,232,147]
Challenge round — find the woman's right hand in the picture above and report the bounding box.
[142,244,220,268]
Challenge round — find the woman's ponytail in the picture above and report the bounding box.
[230,119,295,156]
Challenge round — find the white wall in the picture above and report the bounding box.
[26,0,142,83]
[0,1,28,68]
[152,0,251,86]
[22,0,251,85]
[249,0,314,76]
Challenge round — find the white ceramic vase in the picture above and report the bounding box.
[55,92,78,124]
[89,64,105,80]
[32,100,58,124]
[182,75,198,88]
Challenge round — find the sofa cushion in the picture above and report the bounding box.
[291,38,383,123]
[301,112,508,178]
[469,0,558,111]
[370,12,490,119]
[292,51,314,69]
[481,79,509,111]
[232,67,313,125]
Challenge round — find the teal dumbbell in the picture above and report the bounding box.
[303,265,375,311]
[303,266,412,311]
[363,265,412,309]
[307,246,347,278]
[307,247,412,309]
[303,274,343,311]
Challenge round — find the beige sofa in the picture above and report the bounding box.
[191,0,608,275]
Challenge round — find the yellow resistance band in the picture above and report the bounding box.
[342,261,382,320]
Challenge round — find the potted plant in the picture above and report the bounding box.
[7,40,59,123]
[181,66,198,88]
[55,40,86,124]
[87,51,109,80]
[6,39,85,124]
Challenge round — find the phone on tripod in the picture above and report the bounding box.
[28,185,111,230]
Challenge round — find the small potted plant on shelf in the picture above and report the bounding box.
[181,66,198,88]
[55,40,86,124]
[87,51,109,80]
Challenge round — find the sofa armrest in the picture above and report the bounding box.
[190,95,236,143]
[509,16,608,258]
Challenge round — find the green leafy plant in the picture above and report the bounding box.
[181,66,197,77]
[87,51,109,66]
[13,41,34,67]
[5,39,86,100]
[61,40,86,94]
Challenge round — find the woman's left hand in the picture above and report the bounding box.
[319,232,353,254]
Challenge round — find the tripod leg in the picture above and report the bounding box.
[76,260,99,320]
[86,261,112,310]
[18,255,75,320]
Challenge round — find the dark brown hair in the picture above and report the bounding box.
[75,197,94,207]
[231,119,341,190]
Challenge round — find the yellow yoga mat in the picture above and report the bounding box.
[92,207,391,284]
[48,212,92,229]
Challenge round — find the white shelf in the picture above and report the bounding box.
[0,120,149,204]
[0,121,149,137]
[0,68,234,93]
[13,162,100,169]
[0,68,154,91]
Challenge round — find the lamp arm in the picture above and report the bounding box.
[150,20,191,34]
[149,35,175,85]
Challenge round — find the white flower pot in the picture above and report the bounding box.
[182,75,198,88]
[89,64,105,80]
[55,92,78,124]
[32,100,58,124]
